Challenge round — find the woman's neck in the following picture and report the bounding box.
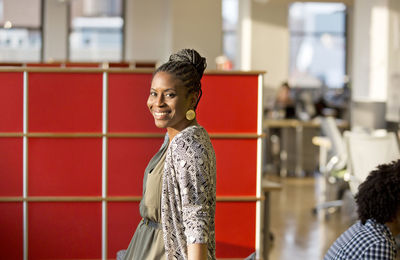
[167,120,198,143]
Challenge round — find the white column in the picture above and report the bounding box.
[386,0,400,122]
[43,0,69,61]
[237,1,289,88]
[249,1,289,89]
[238,0,252,71]
[237,1,289,108]
[352,0,390,102]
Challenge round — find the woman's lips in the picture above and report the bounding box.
[153,111,170,120]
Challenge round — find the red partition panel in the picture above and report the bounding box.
[0,138,23,196]
[0,72,23,132]
[108,62,130,68]
[25,63,62,67]
[198,75,258,133]
[215,202,256,258]
[107,202,142,258]
[28,72,102,132]
[0,203,23,260]
[65,62,100,68]
[213,139,257,196]
[0,69,262,259]
[29,202,102,260]
[0,62,23,67]
[108,138,164,196]
[108,73,163,133]
[28,138,102,196]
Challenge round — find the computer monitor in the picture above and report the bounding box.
[351,100,386,130]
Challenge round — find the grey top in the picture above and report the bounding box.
[122,137,169,260]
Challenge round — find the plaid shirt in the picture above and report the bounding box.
[324,219,397,260]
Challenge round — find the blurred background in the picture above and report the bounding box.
[1,0,400,259]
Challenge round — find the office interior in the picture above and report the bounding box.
[1,0,400,259]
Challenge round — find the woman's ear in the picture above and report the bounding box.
[189,91,199,108]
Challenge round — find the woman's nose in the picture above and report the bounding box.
[155,94,164,106]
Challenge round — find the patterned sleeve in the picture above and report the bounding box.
[362,241,397,260]
[173,132,215,245]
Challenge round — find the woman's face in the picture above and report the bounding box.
[147,71,195,131]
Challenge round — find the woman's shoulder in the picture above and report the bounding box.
[173,125,209,142]
[170,125,212,151]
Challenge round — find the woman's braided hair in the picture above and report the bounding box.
[155,49,207,109]
[355,159,400,224]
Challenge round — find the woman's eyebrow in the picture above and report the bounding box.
[150,88,176,92]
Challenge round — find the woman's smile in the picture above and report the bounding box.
[153,110,171,120]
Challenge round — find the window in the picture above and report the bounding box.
[222,0,238,69]
[69,0,124,62]
[288,2,347,88]
[0,0,42,62]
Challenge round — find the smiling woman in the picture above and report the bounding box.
[119,49,216,260]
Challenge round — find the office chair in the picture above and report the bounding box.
[344,131,400,195]
[312,117,348,214]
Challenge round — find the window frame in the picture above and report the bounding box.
[0,0,44,62]
[288,2,348,89]
[66,0,126,62]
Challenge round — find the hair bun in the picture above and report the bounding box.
[169,49,207,78]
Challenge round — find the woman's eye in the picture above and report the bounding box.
[166,93,176,98]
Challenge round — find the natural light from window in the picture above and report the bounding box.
[288,2,347,89]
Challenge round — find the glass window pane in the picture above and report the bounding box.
[289,2,347,88]
[0,0,42,62]
[289,2,346,34]
[222,0,238,31]
[69,0,123,62]
[223,32,237,65]
[0,29,41,62]
[222,0,238,69]
[289,34,346,88]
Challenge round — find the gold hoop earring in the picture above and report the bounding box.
[186,109,196,121]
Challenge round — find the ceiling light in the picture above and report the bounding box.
[4,20,12,29]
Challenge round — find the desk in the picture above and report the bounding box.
[263,119,349,177]
[261,179,282,260]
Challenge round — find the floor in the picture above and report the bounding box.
[267,176,354,260]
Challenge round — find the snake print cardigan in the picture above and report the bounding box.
[161,125,216,260]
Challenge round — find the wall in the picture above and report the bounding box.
[41,0,221,67]
[124,0,222,68]
[250,1,289,89]
[124,0,170,62]
[169,0,222,69]
[1,0,41,27]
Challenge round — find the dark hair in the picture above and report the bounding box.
[355,159,400,224]
[154,49,207,109]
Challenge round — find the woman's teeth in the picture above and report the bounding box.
[154,112,169,116]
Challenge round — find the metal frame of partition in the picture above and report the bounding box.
[0,67,265,260]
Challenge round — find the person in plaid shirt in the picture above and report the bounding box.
[324,160,400,259]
